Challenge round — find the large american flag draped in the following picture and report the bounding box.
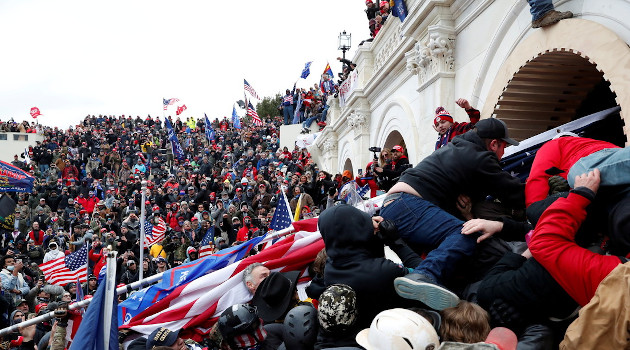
[40,244,88,286]
[247,102,263,126]
[243,79,260,100]
[119,219,320,340]
[144,217,167,247]
[163,98,180,111]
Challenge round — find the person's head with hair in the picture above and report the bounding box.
[242,262,270,294]
[311,248,327,278]
[440,301,491,344]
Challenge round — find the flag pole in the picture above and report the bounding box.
[103,249,118,350]
[139,180,147,281]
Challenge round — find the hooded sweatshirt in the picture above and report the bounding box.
[318,204,423,346]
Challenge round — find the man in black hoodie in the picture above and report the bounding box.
[318,204,422,348]
[380,118,524,311]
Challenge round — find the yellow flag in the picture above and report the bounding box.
[293,194,303,221]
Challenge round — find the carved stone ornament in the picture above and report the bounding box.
[405,32,455,83]
[322,138,338,152]
[347,111,368,129]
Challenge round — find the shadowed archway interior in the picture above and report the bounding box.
[492,50,625,145]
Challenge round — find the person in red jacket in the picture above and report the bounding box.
[89,243,108,277]
[28,222,45,246]
[355,162,379,198]
[525,135,619,207]
[76,191,99,214]
[434,98,480,150]
[528,169,626,307]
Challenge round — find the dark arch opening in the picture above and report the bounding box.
[493,50,625,146]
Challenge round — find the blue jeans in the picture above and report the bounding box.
[321,105,329,123]
[380,193,476,284]
[568,147,630,188]
[302,114,320,129]
[282,105,294,125]
[39,163,49,175]
[528,0,554,21]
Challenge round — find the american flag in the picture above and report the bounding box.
[163,98,180,111]
[247,102,263,126]
[243,79,260,100]
[144,217,167,247]
[199,227,216,258]
[119,219,321,340]
[39,243,88,286]
[270,190,293,231]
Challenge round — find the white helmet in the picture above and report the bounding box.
[356,308,440,350]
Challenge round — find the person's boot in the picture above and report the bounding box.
[394,273,460,310]
[532,10,573,28]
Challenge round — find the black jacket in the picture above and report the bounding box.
[478,252,578,328]
[318,205,422,347]
[399,131,524,215]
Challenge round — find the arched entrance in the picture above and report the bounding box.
[383,130,408,156]
[491,50,624,146]
[343,158,354,175]
[481,19,630,146]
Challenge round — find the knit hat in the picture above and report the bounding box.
[434,106,453,126]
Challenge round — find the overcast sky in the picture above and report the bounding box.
[0,1,369,129]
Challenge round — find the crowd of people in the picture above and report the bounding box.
[0,88,626,350]
[0,3,620,348]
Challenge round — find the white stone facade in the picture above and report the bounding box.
[312,0,630,175]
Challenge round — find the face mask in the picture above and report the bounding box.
[37,297,49,303]
[7,266,14,271]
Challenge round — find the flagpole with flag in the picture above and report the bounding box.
[139,180,147,281]
[102,250,118,350]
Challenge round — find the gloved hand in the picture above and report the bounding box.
[548,175,570,195]
[376,219,399,244]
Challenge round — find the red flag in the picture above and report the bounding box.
[30,107,41,119]
[176,105,187,116]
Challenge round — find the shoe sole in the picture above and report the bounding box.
[394,277,460,310]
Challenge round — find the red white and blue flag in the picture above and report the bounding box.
[199,227,216,258]
[244,79,260,100]
[247,102,263,126]
[163,98,180,111]
[144,217,167,247]
[119,219,321,340]
[40,243,88,286]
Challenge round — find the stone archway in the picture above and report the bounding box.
[343,158,354,175]
[481,19,630,144]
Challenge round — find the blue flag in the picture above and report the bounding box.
[391,0,408,22]
[0,161,34,193]
[270,191,293,231]
[232,106,242,130]
[300,61,312,79]
[200,226,215,246]
[69,274,117,350]
[165,118,185,160]
[205,113,215,141]
[118,234,266,326]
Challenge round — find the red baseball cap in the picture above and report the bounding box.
[392,145,404,153]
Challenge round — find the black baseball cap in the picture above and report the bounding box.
[146,327,180,349]
[475,118,519,146]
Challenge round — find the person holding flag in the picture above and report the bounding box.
[204,113,215,142]
[232,106,242,130]
[281,88,295,125]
